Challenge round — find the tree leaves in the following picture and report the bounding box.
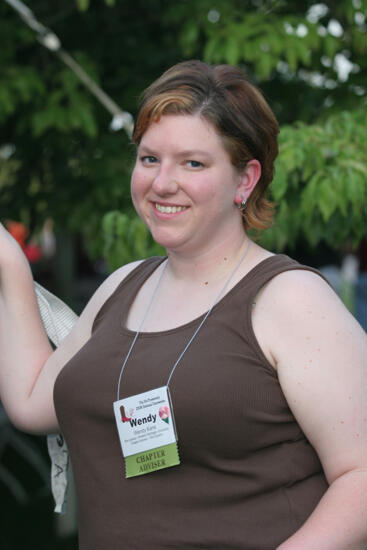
[0,66,46,122]
[260,100,367,250]
[102,211,165,270]
[199,13,334,80]
[75,0,115,11]
[1,0,367,264]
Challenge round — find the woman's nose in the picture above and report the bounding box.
[151,168,179,195]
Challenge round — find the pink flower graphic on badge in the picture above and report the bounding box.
[159,406,170,424]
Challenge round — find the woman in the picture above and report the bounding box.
[1,60,367,549]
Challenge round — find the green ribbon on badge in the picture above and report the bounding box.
[125,442,180,478]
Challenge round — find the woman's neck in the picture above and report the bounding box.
[164,232,251,285]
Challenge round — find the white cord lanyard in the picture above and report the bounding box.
[116,239,252,401]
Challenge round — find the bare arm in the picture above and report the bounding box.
[0,222,140,434]
[253,269,367,549]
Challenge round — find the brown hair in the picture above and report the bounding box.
[133,60,279,231]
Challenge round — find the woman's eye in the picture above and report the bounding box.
[186,160,203,169]
[141,155,158,165]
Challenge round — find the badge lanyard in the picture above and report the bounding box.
[113,239,252,478]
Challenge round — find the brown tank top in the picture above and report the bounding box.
[54,255,328,550]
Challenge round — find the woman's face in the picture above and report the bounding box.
[131,114,246,255]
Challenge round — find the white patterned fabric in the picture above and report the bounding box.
[34,281,78,513]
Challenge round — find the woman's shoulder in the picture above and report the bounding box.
[253,258,366,364]
[74,259,146,337]
[255,261,341,325]
[242,248,331,300]
[251,259,352,367]
[86,256,167,329]
[92,260,144,306]
[262,261,331,293]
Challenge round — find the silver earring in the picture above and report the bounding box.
[237,198,247,210]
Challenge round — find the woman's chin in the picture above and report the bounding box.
[149,228,187,251]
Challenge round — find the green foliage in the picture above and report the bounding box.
[1,0,366,271]
[31,72,98,138]
[0,155,20,193]
[0,0,185,249]
[0,66,46,123]
[260,101,367,250]
[102,211,165,270]
[202,14,325,78]
[75,0,115,11]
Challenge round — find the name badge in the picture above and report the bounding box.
[113,386,180,478]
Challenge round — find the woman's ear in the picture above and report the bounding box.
[234,159,261,206]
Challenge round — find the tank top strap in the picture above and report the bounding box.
[122,256,166,291]
[93,256,166,332]
[242,254,330,302]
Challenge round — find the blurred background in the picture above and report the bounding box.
[0,0,366,547]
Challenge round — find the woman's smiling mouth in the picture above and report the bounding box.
[154,203,188,214]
